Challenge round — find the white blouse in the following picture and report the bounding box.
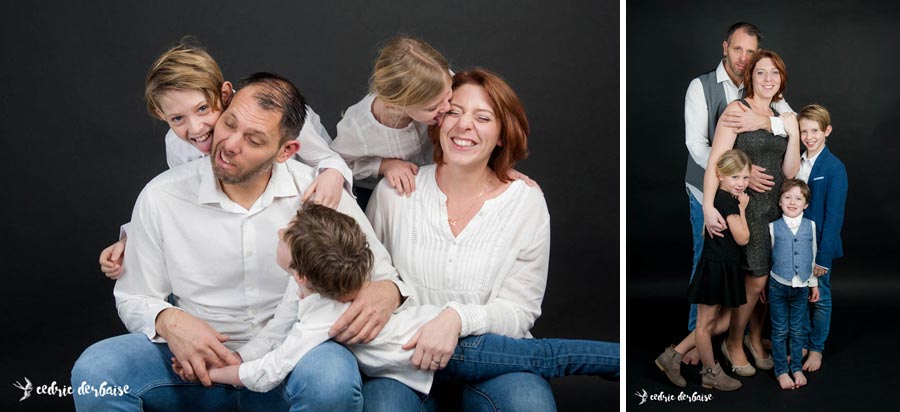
[331,94,433,189]
[366,165,550,338]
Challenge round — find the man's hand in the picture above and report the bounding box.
[301,168,345,208]
[329,280,400,344]
[379,159,419,197]
[809,286,820,303]
[403,308,461,371]
[155,309,242,387]
[508,169,541,192]
[99,239,127,279]
[703,205,726,238]
[748,164,775,193]
[720,104,770,133]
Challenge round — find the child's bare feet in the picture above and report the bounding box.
[682,348,700,365]
[802,348,808,359]
[776,373,795,390]
[803,351,823,372]
[793,371,807,388]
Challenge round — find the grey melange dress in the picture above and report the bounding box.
[733,99,787,276]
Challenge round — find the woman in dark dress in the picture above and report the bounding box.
[702,50,801,376]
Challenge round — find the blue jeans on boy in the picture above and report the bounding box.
[768,281,809,376]
[362,334,620,412]
[687,188,704,331]
[71,333,362,412]
[806,271,832,352]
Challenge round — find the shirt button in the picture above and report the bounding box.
[246,251,253,257]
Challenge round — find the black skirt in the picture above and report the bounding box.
[687,258,747,308]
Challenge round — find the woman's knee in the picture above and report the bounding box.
[362,378,422,412]
[463,372,556,412]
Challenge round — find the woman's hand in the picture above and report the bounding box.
[380,159,419,197]
[703,204,727,238]
[301,168,344,208]
[99,239,127,279]
[402,308,462,371]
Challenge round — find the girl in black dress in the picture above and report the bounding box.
[655,149,752,391]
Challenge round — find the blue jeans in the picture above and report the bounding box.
[362,334,620,412]
[806,271,832,352]
[71,333,362,412]
[687,188,704,331]
[768,281,809,376]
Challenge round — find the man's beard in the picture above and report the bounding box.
[211,147,278,185]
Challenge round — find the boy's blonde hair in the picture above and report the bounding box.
[798,104,832,131]
[283,203,372,300]
[370,35,450,109]
[145,37,225,119]
[716,149,752,176]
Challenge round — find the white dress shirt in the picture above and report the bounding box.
[165,105,354,192]
[239,290,440,394]
[331,94,433,189]
[684,61,794,200]
[113,158,410,361]
[797,146,824,183]
[769,214,818,287]
[366,165,550,339]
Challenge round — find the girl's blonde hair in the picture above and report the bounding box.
[369,35,450,108]
[716,149,752,176]
[145,37,225,119]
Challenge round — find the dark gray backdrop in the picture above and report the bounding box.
[627,0,900,409]
[0,1,619,410]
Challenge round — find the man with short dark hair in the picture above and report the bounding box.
[681,23,792,364]
[72,73,409,412]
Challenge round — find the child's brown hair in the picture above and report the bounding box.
[780,178,811,203]
[283,203,372,300]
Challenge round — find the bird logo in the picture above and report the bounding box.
[634,388,648,405]
[13,377,33,402]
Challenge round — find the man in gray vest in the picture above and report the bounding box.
[682,22,793,364]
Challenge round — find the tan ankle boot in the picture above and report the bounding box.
[655,345,686,388]
[701,362,742,391]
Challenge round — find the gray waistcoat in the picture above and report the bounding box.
[684,70,729,192]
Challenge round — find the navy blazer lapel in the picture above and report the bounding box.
[808,146,832,179]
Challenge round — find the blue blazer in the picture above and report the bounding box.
[805,146,848,270]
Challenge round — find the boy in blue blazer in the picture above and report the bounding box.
[796,104,848,372]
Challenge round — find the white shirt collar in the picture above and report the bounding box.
[782,213,804,230]
[715,60,743,90]
[198,161,300,210]
[802,146,825,164]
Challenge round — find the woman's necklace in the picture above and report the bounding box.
[448,176,492,228]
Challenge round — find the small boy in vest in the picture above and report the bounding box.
[767,179,820,390]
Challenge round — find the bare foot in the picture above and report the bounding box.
[802,348,808,359]
[682,348,700,365]
[777,373,795,390]
[793,371,807,388]
[803,351,823,372]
